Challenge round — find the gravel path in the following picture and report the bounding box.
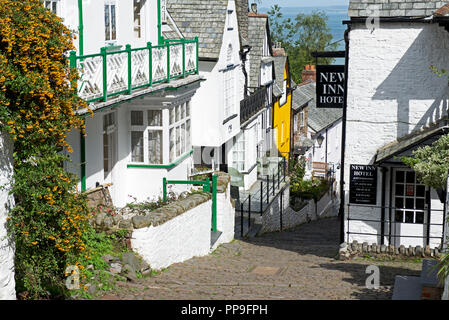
[98,217,422,300]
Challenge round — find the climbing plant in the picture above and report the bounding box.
[0,0,91,298]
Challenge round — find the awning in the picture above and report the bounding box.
[375,124,449,164]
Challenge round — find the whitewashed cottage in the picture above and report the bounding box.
[343,0,449,248]
[166,0,246,177]
[51,0,202,207]
[229,3,275,190]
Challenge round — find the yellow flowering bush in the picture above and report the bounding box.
[0,0,91,298]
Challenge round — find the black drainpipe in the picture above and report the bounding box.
[339,24,351,244]
[239,45,251,97]
[380,167,387,245]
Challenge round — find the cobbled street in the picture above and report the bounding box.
[98,217,422,300]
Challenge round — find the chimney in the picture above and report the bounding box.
[302,65,316,83]
[235,0,249,41]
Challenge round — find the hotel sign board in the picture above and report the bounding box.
[316,65,345,109]
[349,164,377,205]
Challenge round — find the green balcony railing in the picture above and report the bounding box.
[69,37,199,104]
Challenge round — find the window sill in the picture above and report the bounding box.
[127,149,193,170]
[223,113,238,125]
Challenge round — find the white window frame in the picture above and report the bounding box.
[280,79,287,106]
[44,0,59,15]
[105,0,117,42]
[134,0,143,38]
[232,132,246,172]
[300,111,305,129]
[129,102,191,165]
[103,111,117,180]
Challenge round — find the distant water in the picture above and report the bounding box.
[260,6,349,52]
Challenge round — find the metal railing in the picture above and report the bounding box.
[162,175,217,232]
[240,86,268,125]
[346,203,445,247]
[69,38,199,103]
[235,157,287,237]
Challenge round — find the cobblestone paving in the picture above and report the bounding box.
[98,217,422,300]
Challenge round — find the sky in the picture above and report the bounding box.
[257,0,349,8]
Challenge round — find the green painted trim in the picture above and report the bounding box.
[78,0,84,56]
[126,44,132,95]
[212,174,217,232]
[80,133,86,192]
[127,149,194,169]
[157,0,164,45]
[101,47,108,102]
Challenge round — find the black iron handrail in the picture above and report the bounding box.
[240,86,268,125]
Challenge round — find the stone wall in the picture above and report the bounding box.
[339,240,443,261]
[0,132,15,300]
[127,172,235,270]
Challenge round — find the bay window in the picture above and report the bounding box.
[232,132,246,172]
[130,101,191,165]
[103,112,116,179]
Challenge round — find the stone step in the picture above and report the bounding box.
[392,276,422,300]
[421,259,440,288]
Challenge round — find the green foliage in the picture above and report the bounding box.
[289,157,330,201]
[401,134,449,189]
[267,5,338,84]
[0,0,91,299]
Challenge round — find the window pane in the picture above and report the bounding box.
[395,184,404,196]
[186,101,190,117]
[186,119,191,150]
[169,128,175,163]
[105,5,110,40]
[405,211,414,223]
[180,124,185,155]
[131,111,143,126]
[148,130,163,164]
[395,211,403,223]
[181,103,186,120]
[395,171,404,183]
[406,171,415,184]
[176,126,181,157]
[416,185,426,198]
[395,197,403,209]
[111,5,116,40]
[134,0,142,38]
[405,185,414,197]
[131,131,144,162]
[148,110,162,126]
[415,212,424,224]
[405,198,414,209]
[103,134,109,177]
[176,105,180,122]
[416,198,425,210]
[170,108,175,125]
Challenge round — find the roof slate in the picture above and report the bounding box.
[167,0,228,60]
[348,0,447,18]
[248,15,268,89]
[292,82,343,133]
[272,55,287,97]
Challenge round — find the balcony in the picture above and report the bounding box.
[240,86,268,125]
[69,38,199,104]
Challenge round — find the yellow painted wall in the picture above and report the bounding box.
[273,62,292,160]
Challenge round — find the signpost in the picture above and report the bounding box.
[316,65,345,109]
[349,164,377,205]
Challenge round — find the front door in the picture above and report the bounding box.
[392,169,428,247]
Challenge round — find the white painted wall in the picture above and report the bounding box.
[190,0,243,149]
[211,181,235,251]
[131,200,212,270]
[0,132,15,300]
[59,0,159,55]
[344,22,449,246]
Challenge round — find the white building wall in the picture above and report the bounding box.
[344,22,449,246]
[0,132,15,300]
[59,0,159,55]
[190,0,243,149]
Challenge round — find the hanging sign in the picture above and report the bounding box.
[316,65,345,108]
[349,164,377,205]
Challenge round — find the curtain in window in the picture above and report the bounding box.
[148,130,163,164]
[131,131,144,162]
